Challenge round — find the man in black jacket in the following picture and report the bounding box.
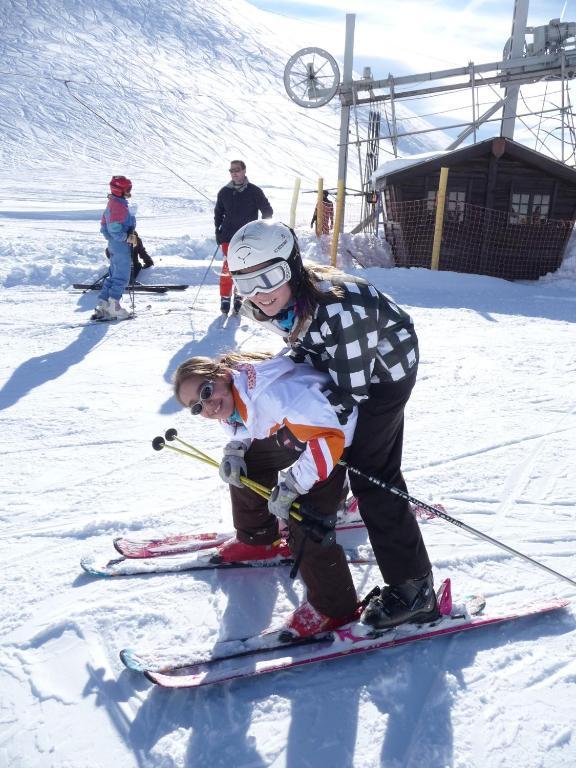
[214,160,273,315]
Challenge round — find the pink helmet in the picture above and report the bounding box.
[109,176,132,196]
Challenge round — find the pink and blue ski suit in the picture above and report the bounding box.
[98,194,136,301]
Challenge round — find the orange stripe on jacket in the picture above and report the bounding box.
[279,420,345,469]
[231,385,249,423]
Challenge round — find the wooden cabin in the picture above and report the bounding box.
[372,137,576,280]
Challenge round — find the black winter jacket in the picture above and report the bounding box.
[214,182,273,244]
[241,273,419,424]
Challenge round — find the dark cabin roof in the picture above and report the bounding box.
[373,137,576,187]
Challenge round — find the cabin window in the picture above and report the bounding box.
[447,190,466,222]
[509,192,550,223]
[531,194,550,221]
[426,190,466,221]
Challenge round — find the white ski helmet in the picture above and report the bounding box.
[227,220,295,272]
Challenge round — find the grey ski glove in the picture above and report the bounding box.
[268,469,308,521]
[219,441,248,488]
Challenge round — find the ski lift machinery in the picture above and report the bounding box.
[282,4,576,239]
[283,47,340,108]
[283,34,378,240]
[283,32,355,246]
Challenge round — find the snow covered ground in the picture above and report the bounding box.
[1,0,576,766]
[1,223,575,767]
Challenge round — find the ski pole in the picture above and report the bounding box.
[152,434,270,501]
[340,461,576,589]
[163,429,220,466]
[127,257,136,314]
[152,430,324,530]
[189,243,220,312]
[81,269,109,294]
[156,430,315,526]
[161,429,273,499]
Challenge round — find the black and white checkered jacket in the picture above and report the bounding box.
[241,273,419,422]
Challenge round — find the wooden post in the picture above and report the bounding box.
[330,179,345,266]
[315,178,324,236]
[289,178,301,229]
[431,167,449,271]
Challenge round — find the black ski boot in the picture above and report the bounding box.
[220,297,231,316]
[360,571,440,629]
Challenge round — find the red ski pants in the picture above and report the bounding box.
[219,242,234,299]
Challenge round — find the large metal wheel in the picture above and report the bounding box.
[283,47,340,108]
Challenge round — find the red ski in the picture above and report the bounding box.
[80,545,373,577]
[112,500,439,559]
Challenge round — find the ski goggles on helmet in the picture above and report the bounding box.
[231,261,292,298]
[189,381,214,416]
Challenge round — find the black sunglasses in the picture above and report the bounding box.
[190,381,215,416]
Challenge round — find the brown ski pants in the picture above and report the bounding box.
[229,437,358,618]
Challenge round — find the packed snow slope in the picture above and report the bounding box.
[1,236,575,767]
[1,1,576,767]
[0,0,449,295]
[1,0,337,175]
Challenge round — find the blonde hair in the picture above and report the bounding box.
[306,262,350,282]
[173,350,274,404]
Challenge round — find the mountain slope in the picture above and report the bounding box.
[0,0,449,285]
[0,0,341,189]
[0,0,446,191]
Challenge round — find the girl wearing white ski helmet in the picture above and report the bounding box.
[227,219,438,632]
[227,220,334,330]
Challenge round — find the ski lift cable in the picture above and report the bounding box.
[338,106,570,150]
[0,67,210,99]
[519,88,574,161]
[523,83,549,152]
[462,69,563,160]
[388,87,567,123]
[63,80,213,202]
[563,84,576,163]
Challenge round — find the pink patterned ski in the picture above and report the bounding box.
[121,583,568,689]
[113,499,440,559]
[113,530,233,558]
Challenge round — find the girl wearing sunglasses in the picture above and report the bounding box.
[174,351,359,638]
[227,220,438,631]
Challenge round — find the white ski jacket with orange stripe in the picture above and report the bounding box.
[223,356,357,492]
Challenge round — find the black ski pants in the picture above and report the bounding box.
[347,369,432,585]
[229,438,358,618]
